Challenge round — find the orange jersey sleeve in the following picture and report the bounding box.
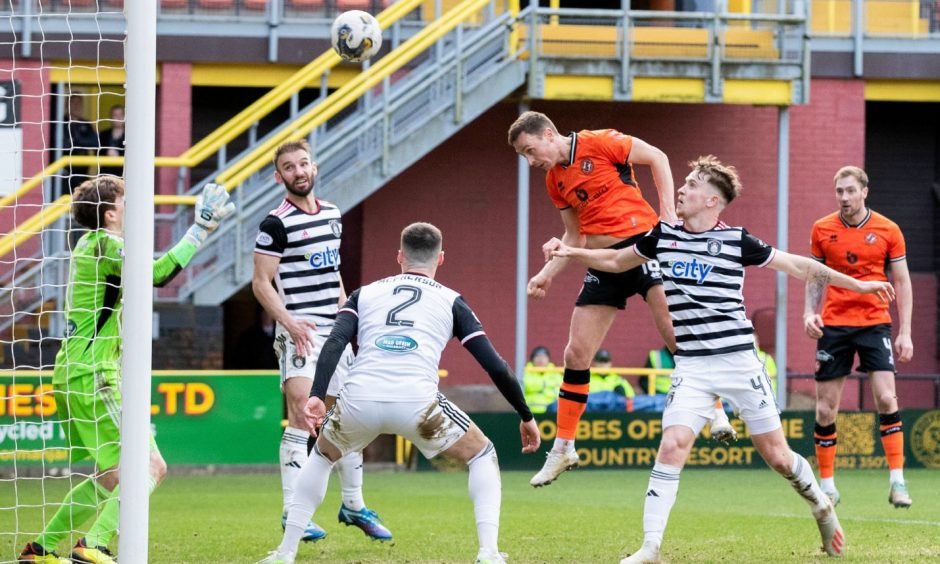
[812,210,904,326]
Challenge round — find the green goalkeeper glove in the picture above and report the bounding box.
[184,183,236,247]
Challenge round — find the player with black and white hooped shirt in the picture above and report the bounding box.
[252,139,391,543]
[547,156,896,563]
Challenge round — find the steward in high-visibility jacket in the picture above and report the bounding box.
[642,347,675,395]
[524,361,563,414]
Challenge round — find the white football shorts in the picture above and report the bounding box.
[321,392,472,459]
[663,348,781,436]
[274,325,353,397]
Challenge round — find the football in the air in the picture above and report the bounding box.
[331,10,382,63]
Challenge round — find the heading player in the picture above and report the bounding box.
[805,166,914,508]
[546,156,895,562]
[258,222,539,564]
[508,111,733,487]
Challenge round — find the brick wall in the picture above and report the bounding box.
[153,304,223,370]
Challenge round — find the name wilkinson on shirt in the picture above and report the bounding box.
[307,246,340,268]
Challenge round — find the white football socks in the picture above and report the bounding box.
[786,451,829,514]
[335,450,366,511]
[280,426,309,513]
[467,441,501,554]
[280,445,334,555]
[642,462,682,547]
[552,437,575,452]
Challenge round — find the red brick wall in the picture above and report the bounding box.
[359,79,939,388]
[155,63,193,247]
[0,60,50,251]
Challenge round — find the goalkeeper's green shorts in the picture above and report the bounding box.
[53,367,158,470]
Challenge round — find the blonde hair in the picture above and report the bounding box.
[688,155,742,204]
[833,166,868,188]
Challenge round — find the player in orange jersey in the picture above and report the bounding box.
[508,111,733,487]
[805,166,914,509]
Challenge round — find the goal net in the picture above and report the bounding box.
[0,1,135,560]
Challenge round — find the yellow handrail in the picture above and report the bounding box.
[217,0,492,190]
[0,0,423,212]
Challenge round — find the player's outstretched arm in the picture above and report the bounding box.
[528,208,584,299]
[154,183,236,287]
[463,336,540,453]
[544,237,645,273]
[769,251,895,302]
[629,137,677,224]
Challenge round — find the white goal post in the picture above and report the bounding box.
[119,1,157,562]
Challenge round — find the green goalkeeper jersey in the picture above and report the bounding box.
[53,229,198,382]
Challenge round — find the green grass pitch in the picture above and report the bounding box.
[3,469,938,562]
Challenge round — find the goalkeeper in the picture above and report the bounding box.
[18,175,235,564]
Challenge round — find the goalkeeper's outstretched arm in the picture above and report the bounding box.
[153,184,236,287]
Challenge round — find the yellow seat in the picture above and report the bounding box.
[811,0,852,34]
[723,28,779,59]
[516,23,620,57]
[631,27,709,59]
[866,1,929,35]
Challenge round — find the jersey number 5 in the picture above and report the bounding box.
[386,285,422,327]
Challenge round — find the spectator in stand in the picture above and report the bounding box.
[60,94,99,195]
[523,346,563,415]
[589,349,635,412]
[641,345,674,395]
[98,105,125,178]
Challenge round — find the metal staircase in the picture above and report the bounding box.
[175,4,526,305]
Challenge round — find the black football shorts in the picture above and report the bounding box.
[815,323,896,381]
[575,233,663,310]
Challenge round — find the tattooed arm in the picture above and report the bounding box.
[803,264,829,339]
[766,252,895,339]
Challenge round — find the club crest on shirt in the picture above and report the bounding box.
[580,159,593,174]
[329,219,342,238]
[291,355,306,369]
[865,232,877,245]
[706,238,722,256]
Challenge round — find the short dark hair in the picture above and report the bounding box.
[688,155,742,204]
[71,175,124,229]
[529,346,550,361]
[401,222,442,264]
[507,111,558,146]
[594,349,611,363]
[833,165,868,188]
[273,139,312,170]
